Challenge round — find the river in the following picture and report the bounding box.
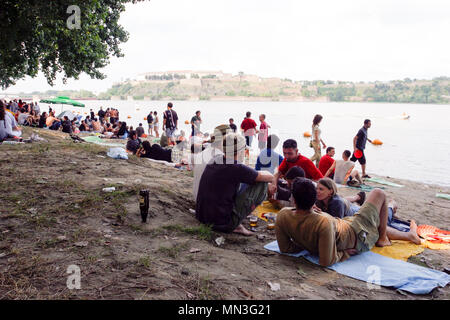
[44,100,450,187]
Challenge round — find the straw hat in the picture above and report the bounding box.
[222,132,246,157]
[210,124,231,145]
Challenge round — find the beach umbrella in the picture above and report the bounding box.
[40,96,85,113]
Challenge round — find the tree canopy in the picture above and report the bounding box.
[0,0,143,89]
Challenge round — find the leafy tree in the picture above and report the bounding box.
[0,0,144,89]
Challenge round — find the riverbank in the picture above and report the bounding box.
[0,127,448,299]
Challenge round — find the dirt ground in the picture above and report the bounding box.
[0,127,448,300]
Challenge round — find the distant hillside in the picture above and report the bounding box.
[98,72,450,104]
[10,73,450,104]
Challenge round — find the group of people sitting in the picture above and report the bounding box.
[192,124,421,267]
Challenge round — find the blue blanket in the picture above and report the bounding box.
[264,241,450,295]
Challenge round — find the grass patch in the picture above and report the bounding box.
[138,256,154,269]
[196,275,220,300]
[60,140,106,155]
[162,224,214,241]
[158,242,189,258]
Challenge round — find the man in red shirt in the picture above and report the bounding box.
[318,146,335,178]
[269,139,323,198]
[240,111,258,147]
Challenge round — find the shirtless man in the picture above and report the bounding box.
[325,150,363,185]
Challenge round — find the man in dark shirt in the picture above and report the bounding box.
[229,118,237,132]
[163,102,178,146]
[126,130,141,154]
[98,107,106,122]
[190,110,202,137]
[350,119,372,178]
[195,133,273,235]
[61,116,72,134]
[136,123,145,138]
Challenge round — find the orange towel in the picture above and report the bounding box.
[417,225,450,244]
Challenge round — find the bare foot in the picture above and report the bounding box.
[407,220,422,245]
[233,224,254,236]
[376,236,392,247]
[388,200,398,214]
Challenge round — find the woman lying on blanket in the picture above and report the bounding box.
[137,140,172,162]
[137,140,189,168]
[275,178,422,267]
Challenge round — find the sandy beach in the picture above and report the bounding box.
[0,127,448,300]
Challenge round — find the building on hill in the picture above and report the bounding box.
[136,70,232,81]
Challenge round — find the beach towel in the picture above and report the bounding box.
[435,193,450,201]
[364,177,404,188]
[264,241,450,294]
[83,135,125,147]
[370,240,425,261]
[417,225,450,244]
[346,184,381,192]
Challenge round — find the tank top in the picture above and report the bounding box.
[334,160,355,184]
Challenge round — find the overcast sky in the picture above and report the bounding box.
[4,0,450,94]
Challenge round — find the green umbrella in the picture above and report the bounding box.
[40,96,85,113]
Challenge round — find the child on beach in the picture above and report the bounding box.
[257,114,270,151]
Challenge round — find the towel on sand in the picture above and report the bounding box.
[264,241,450,294]
[364,177,404,188]
[436,193,450,201]
[83,135,125,147]
[371,240,425,261]
[417,225,450,244]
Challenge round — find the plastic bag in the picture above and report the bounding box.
[107,147,128,160]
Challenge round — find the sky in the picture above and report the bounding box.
[4,0,450,94]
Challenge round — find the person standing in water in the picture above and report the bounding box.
[147,111,154,136]
[153,111,160,138]
[163,102,178,146]
[191,110,202,137]
[310,114,327,167]
[257,114,270,151]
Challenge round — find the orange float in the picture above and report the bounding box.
[127,116,131,119]
[184,120,189,125]
[372,139,383,145]
[303,132,311,138]
[142,133,148,138]
[144,117,147,121]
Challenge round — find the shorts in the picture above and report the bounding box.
[148,123,154,128]
[245,135,253,147]
[165,127,176,138]
[348,202,380,253]
[350,150,366,165]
